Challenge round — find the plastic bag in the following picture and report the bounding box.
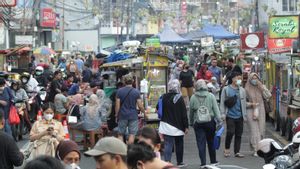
[9,105,20,125]
[253,106,259,120]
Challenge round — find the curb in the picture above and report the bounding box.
[266,127,289,145]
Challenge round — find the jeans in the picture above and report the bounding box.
[4,118,12,136]
[225,117,244,154]
[194,120,217,166]
[163,135,184,164]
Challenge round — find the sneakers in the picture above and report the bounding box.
[199,162,219,169]
[177,163,188,168]
[235,153,245,158]
[211,162,219,166]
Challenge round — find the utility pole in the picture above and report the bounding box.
[97,0,102,52]
[62,0,65,50]
[255,0,259,31]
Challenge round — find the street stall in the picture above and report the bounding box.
[4,46,32,72]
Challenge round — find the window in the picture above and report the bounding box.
[283,0,299,11]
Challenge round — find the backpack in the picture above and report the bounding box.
[195,95,211,123]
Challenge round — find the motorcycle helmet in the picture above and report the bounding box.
[35,66,44,76]
[292,117,300,135]
[292,131,300,144]
[257,138,283,163]
[20,72,30,84]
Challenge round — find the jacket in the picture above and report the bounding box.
[161,93,189,132]
[189,90,221,125]
[220,85,247,120]
[0,131,24,169]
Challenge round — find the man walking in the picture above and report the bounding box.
[115,73,145,144]
[85,137,128,169]
[220,72,247,158]
[208,59,222,85]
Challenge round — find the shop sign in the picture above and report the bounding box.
[269,15,299,39]
[146,38,160,48]
[40,8,56,28]
[267,38,293,54]
[0,0,16,7]
[240,32,265,50]
[143,55,168,67]
[200,36,214,47]
[15,35,33,45]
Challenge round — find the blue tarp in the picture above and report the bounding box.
[183,29,208,41]
[158,25,190,43]
[202,24,239,40]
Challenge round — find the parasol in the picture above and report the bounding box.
[33,46,56,55]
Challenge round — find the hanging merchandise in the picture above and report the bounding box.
[140,79,149,94]
[295,61,300,75]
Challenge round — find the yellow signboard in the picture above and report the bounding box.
[143,55,168,67]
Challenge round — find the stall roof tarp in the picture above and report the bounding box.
[158,25,190,43]
[183,30,208,41]
[202,24,239,40]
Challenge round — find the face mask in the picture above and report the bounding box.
[251,79,257,86]
[22,78,28,84]
[65,163,81,169]
[44,114,54,121]
[236,79,242,86]
[36,71,42,76]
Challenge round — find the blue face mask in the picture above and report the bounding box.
[251,79,257,86]
[236,79,242,86]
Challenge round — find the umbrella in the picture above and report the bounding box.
[33,46,56,55]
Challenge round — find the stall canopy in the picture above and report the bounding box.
[158,25,190,43]
[183,29,208,41]
[201,24,239,40]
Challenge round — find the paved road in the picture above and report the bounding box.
[16,122,282,169]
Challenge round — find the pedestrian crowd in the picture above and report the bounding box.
[0,52,272,169]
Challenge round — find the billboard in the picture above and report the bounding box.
[40,8,56,28]
[240,32,265,50]
[267,38,293,54]
[269,15,299,39]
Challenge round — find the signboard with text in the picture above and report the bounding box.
[267,38,293,54]
[40,8,56,28]
[269,15,299,39]
[146,38,160,48]
[15,35,33,45]
[240,32,265,50]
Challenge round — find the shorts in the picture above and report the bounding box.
[181,87,194,97]
[118,119,139,135]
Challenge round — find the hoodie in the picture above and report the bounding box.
[189,90,221,125]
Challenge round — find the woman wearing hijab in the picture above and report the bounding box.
[75,94,103,131]
[190,80,221,168]
[158,79,189,167]
[245,72,272,156]
[196,64,212,81]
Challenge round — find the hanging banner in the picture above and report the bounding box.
[267,38,293,54]
[40,8,56,28]
[269,15,299,39]
[240,32,265,50]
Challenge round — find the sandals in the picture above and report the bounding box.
[224,150,230,157]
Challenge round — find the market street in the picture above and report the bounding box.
[15,122,284,169]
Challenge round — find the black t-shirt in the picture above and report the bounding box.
[179,70,194,88]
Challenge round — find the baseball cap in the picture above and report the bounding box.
[84,137,127,156]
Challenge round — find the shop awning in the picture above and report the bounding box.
[201,24,239,40]
[158,25,190,43]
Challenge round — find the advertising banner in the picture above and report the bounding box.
[15,35,33,45]
[269,15,299,39]
[267,38,293,54]
[240,32,265,50]
[40,8,56,28]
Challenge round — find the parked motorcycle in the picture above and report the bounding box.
[258,132,300,169]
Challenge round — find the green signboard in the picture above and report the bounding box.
[269,15,299,39]
[146,38,160,47]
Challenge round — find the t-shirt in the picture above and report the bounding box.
[226,86,242,119]
[116,86,141,120]
[54,93,68,114]
[68,83,80,95]
[208,66,222,84]
[75,59,84,72]
[179,70,194,88]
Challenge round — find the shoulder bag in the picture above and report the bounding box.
[224,87,237,108]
